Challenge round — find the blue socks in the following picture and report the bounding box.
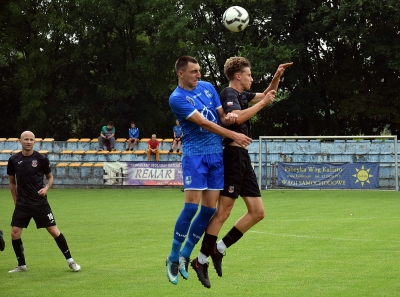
[169,203,198,262]
[181,205,216,259]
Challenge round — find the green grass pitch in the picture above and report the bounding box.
[0,188,399,296]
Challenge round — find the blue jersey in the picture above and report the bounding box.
[173,125,183,138]
[128,127,139,138]
[169,81,223,156]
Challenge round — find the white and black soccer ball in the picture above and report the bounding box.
[222,6,249,33]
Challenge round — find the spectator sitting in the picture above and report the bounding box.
[126,121,139,151]
[147,134,160,161]
[169,119,183,153]
[98,121,116,151]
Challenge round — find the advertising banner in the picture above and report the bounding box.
[277,162,379,189]
[103,161,183,186]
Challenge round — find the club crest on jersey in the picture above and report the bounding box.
[227,101,233,106]
[32,160,38,167]
[185,176,192,185]
[186,96,195,106]
[204,90,212,98]
[228,186,234,193]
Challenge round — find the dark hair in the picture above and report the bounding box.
[108,121,114,126]
[131,121,135,124]
[224,57,251,81]
[175,56,198,73]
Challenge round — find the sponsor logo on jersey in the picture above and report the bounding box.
[228,186,234,193]
[186,96,195,106]
[32,160,38,167]
[227,101,233,106]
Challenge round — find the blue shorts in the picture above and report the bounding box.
[182,153,224,190]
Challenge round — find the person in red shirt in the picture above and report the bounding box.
[147,134,160,161]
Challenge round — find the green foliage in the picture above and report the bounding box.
[0,0,399,138]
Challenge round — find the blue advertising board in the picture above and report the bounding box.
[277,163,379,189]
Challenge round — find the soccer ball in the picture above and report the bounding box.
[222,6,249,33]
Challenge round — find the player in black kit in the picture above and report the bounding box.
[7,131,81,273]
[192,58,292,288]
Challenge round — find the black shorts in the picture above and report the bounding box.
[220,146,261,199]
[11,204,57,229]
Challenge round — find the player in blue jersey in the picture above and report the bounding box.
[166,56,252,285]
[193,57,293,288]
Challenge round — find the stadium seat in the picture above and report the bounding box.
[163,138,174,143]
[81,162,93,167]
[97,150,109,154]
[13,150,21,154]
[79,138,91,142]
[139,138,150,142]
[91,138,98,142]
[67,138,79,142]
[42,138,55,142]
[56,163,69,167]
[72,150,85,154]
[68,162,81,167]
[35,138,43,142]
[0,138,7,141]
[159,150,170,155]
[110,150,121,154]
[85,150,97,154]
[116,138,127,143]
[93,163,104,167]
[2,150,13,154]
[60,150,73,154]
[133,150,145,155]
[0,161,8,166]
[7,138,18,141]
[38,150,49,154]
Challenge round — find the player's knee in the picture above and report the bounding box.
[215,208,231,224]
[254,209,265,222]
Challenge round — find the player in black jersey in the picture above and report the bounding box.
[7,131,81,273]
[192,58,292,287]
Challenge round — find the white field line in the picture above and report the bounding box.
[249,230,400,243]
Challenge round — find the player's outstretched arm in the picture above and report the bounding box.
[251,62,293,103]
[188,111,252,147]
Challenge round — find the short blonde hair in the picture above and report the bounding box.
[152,134,157,138]
[224,57,251,81]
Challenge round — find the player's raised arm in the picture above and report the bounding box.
[251,62,293,103]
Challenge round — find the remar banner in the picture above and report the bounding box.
[103,161,183,186]
[277,162,379,189]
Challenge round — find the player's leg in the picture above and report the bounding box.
[196,195,236,277]
[189,153,223,288]
[133,138,138,150]
[35,205,81,272]
[0,229,5,251]
[166,190,200,284]
[214,153,263,261]
[126,138,132,150]
[9,207,30,273]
